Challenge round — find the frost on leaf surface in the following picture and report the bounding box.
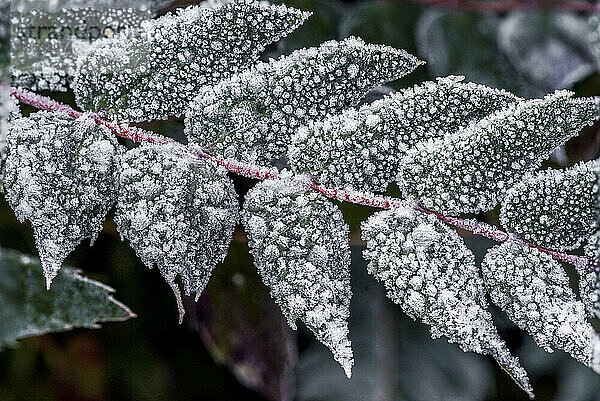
[500,160,600,251]
[4,111,122,288]
[10,7,152,92]
[74,0,309,122]
[398,90,597,215]
[0,247,133,347]
[242,175,353,377]
[361,208,533,397]
[482,242,600,374]
[289,75,519,193]
[185,36,421,165]
[0,87,20,185]
[580,232,600,319]
[115,143,238,321]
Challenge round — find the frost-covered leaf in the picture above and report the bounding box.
[398,91,597,215]
[289,76,518,193]
[0,246,134,347]
[242,175,353,377]
[74,0,309,122]
[497,12,595,91]
[500,160,600,251]
[185,36,421,165]
[580,232,600,319]
[361,207,533,397]
[115,143,238,321]
[4,111,122,288]
[11,8,152,92]
[482,241,600,374]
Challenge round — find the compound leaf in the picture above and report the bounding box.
[4,111,122,288]
[242,175,353,377]
[185,36,421,165]
[74,0,309,121]
[398,91,597,215]
[289,75,519,192]
[482,242,600,374]
[361,207,534,398]
[0,246,133,347]
[115,143,238,322]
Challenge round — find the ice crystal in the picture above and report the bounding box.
[4,111,122,288]
[74,0,309,121]
[482,242,600,374]
[398,90,598,215]
[115,143,238,322]
[289,76,519,192]
[242,175,354,377]
[580,232,600,319]
[185,36,421,165]
[361,207,534,397]
[500,160,600,251]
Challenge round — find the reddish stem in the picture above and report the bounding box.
[5,85,590,268]
[404,0,600,13]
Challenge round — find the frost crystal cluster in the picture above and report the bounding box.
[398,91,597,215]
[74,0,308,121]
[500,160,600,251]
[115,143,238,320]
[242,175,353,377]
[289,76,519,193]
[482,242,600,374]
[581,233,600,319]
[4,111,122,287]
[361,208,533,397]
[185,36,420,165]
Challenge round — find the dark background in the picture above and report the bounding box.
[2,0,600,400]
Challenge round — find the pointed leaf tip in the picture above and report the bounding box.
[115,143,238,320]
[361,208,533,396]
[4,112,122,284]
[243,175,354,376]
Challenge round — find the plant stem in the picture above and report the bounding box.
[5,85,590,268]
[404,0,600,13]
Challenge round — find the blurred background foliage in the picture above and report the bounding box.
[2,0,600,400]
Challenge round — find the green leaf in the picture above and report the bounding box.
[0,246,134,347]
[185,36,422,165]
[4,111,122,288]
[289,76,519,193]
[482,241,600,374]
[242,175,353,377]
[497,12,595,91]
[115,143,238,322]
[500,160,600,251]
[361,207,533,398]
[398,91,597,215]
[415,10,537,98]
[74,1,309,121]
